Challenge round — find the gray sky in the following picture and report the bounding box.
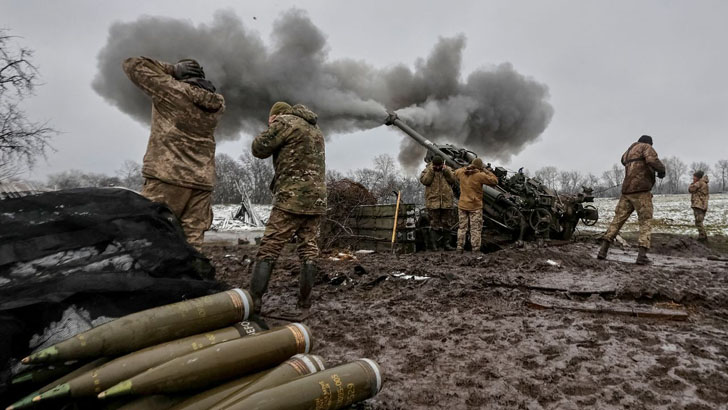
[4,0,728,181]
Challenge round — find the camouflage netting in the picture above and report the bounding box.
[320,179,377,250]
[0,188,226,402]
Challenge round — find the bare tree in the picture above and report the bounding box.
[0,29,55,180]
[715,159,728,192]
[238,151,274,204]
[534,166,558,190]
[662,156,687,194]
[689,161,711,178]
[115,160,143,191]
[213,153,246,204]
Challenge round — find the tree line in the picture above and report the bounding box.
[533,157,727,197]
[13,153,728,205]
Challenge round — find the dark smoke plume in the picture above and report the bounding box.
[93,9,553,169]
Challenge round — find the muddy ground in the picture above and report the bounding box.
[207,233,728,410]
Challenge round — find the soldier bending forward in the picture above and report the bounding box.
[249,102,326,313]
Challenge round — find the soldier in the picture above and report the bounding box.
[453,158,498,253]
[419,155,456,250]
[688,170,709,242]
[123,57,224,252]
[249,102,326,313]
[597,135,666,264]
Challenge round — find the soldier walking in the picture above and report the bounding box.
[453,158,498,253]
[597,135,665,264]
[419,155,456,250]
[249,102,326,314]
[123,57,225,252]
[688,170,709,242]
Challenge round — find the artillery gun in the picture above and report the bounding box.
[384,111,598,247]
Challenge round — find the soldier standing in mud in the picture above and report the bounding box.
[453,158,498,254]
[123,57,225,252]
[420,155,456,250]
[249,102,326,314]
[597,135,666,264]
[688,170,709,242]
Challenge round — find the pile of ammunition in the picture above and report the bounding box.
[7,289,382,410]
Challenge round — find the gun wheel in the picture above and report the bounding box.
[502,207,523,230]
[581,204,599,226]
[529,208,552,233]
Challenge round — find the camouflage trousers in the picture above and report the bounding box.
[693,208,707,239]
[257,207,321,261]
[603,192,653,248]
[141,178,212,252]
[427,208,452,231]
[457,209,483,251]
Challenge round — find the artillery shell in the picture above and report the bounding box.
[98,323,312,399]
[223,359,383,410]
[7,358,109,410]
[165,370,271,410]
[22,289,253,364]
[34,320,263,402]
[208,354,326,410]
[11,361,80,386]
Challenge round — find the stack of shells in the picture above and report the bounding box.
[6,289,383,410]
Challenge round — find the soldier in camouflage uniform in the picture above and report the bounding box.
[453,158,499,253]
[420,155,456,250]
[123,57,225,252]
[249,102,326,313]
[688,170,709,242]
[598,135,665,264]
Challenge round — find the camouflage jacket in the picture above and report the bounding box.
[688,175,709,210]
[252,105,326,215]
[123,57,225,191]
[454,166,499,211]
[620,142,665,194]
[420,164,455,209]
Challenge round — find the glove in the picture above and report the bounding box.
[657,170,666,179]
[173,60,205,80]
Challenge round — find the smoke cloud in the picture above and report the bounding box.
[93,9,553,169]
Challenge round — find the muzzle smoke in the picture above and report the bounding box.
[93,9,553,169]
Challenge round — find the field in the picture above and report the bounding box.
[583,193,728,237]
[205,194,728,409]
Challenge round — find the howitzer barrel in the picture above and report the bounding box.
[384,111,460,169]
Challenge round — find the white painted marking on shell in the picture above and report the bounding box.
[293,323,311,353]
[311,355,326,370]
[360,359,382,393]
[299,355,317,374]
[232,288,250,319]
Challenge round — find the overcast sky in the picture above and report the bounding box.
[4,0,728,181]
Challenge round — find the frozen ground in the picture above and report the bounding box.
[581,193,728,237]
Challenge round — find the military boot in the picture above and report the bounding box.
[437,230,455,251]
[298,261,317,309]
[596,239,611,260]
[635,246,651,265]
[425,228,439,251]
[250,259,274,314]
